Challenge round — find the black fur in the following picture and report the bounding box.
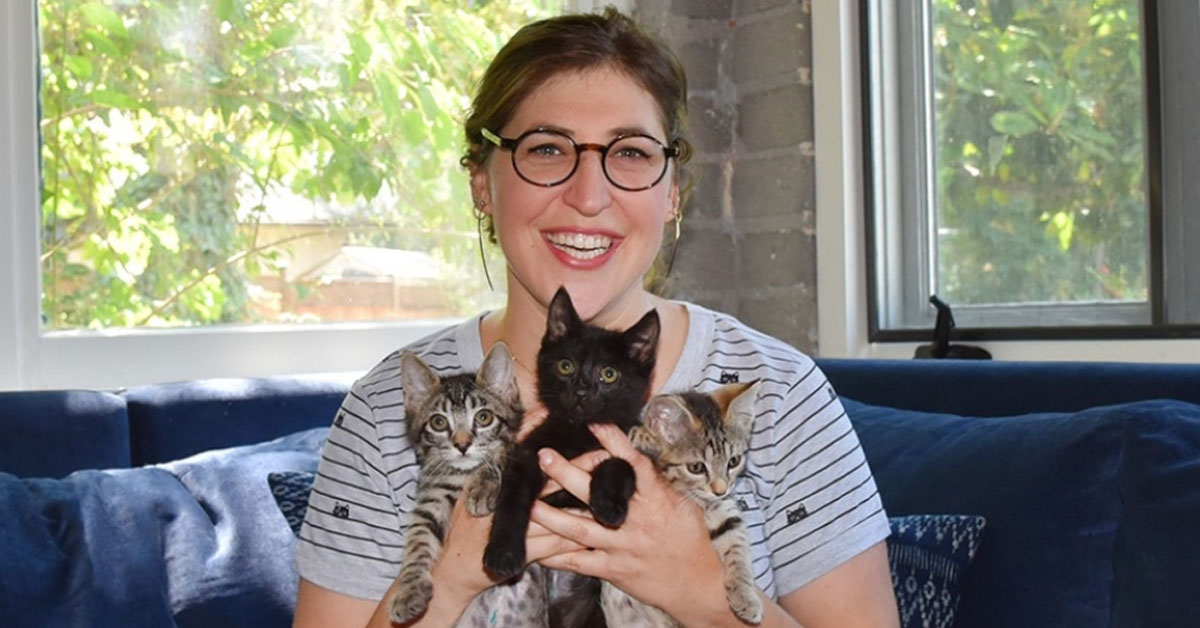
[482,287,659,584]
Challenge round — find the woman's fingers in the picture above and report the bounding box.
[536,448,610,498]
[536,448,591,502]
[535,547,608,578]
[589,423,657,481]
[529,500,614,550]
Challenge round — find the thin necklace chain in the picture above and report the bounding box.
[513,353,536,377]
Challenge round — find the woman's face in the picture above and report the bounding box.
[473,67,679,323]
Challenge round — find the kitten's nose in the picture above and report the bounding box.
[709,479,729,497]
[453,431,471,454]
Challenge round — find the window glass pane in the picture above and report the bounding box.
[38,0,561,330]
[931,0,1147,307]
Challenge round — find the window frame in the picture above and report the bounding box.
[2,1,610,390]
[867,0,1166,337]
[813,0,1200,361]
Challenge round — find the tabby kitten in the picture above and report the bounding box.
[390,343,537,624]
[482,287,660,581]
[603,381,764,626]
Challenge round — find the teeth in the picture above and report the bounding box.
[546,232,613,259]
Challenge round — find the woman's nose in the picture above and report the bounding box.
[561,150,613,216]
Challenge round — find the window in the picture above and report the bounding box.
[861,0,1200,339]
[2,1,571,389]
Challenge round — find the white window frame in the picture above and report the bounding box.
[813,0,1200,362]
[2,0,616,391]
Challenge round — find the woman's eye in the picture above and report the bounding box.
[598,366,620,383]
[529,143,563,156]
[475,409,494,426]
[686,462,706,475]
[429,415,449,431]
[613,146,650,161]
[727,456,741,468]
[556,359,576,375]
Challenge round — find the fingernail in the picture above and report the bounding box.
[539,449,553,468]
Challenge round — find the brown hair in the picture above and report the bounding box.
[463,7,692,242]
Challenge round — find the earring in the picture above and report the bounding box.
[473,199,494,291]
[664,209,682,279]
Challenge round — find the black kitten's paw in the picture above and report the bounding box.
[590,491,630,528]
[483,539,525,581]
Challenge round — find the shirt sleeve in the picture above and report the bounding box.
[294,368,418,601]
[759,360,891,596]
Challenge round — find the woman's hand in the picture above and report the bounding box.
[530,423,732,622]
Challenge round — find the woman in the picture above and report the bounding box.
[293,8,898,628]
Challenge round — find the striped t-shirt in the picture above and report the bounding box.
[295,301,890,603]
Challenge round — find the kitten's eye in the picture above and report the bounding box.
[475,409,494,427]
[598,366,620,384]
[727,456,742,468]
[686,462,707,475]
[428,415,449,431]
[556,359,576,375]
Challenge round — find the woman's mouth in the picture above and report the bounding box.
[544,232,615,261]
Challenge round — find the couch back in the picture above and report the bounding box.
[4,359,1199,478]
[0,373,357,478]
[817,358,1200,415]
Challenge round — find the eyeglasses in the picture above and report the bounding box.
[481,127,679,191]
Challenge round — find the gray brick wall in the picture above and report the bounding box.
[635,0,819,353]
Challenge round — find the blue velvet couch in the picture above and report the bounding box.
[2,360,1199,628]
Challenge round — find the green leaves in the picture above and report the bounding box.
[79,2,128,40]
[40,0,549,329]
[990,110,1038,137]
[934,0,1147,305]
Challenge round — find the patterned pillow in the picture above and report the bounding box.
[267,470,315,536]
[887,514,987,628]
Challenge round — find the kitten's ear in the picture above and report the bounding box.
[623,309,661,366]
[401,352,440,418]
[641,394,698,445]
[716,380,759,435]
[544,287,580,343]
[478,341,519,406]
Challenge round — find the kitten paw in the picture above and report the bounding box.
[590,492,629,528]
[465,480,499,517]
[389,577,434,624]
[726,583,763,625]
[483,541,526,581]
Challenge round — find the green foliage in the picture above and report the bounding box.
[39,0,559,329]
[932,0,1147,306]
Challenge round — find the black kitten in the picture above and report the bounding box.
[482,287,660,581]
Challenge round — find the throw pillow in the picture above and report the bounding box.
[269,470,316,536]
[887,514,986,628]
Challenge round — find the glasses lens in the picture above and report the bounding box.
[605,136,667,190]
[513,132,576,185]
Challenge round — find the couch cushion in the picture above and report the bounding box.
[0,427,327,628]
[0,390,130,478]
[845,398,1121,628]
[1109,400,1200,627]
[124,374,352,466]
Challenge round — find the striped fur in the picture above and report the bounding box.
[604,380,763,626]
[389,343,530,625]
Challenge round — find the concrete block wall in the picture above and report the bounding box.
[635,0,820,354]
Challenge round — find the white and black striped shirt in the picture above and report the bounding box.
[295,302,889,602]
